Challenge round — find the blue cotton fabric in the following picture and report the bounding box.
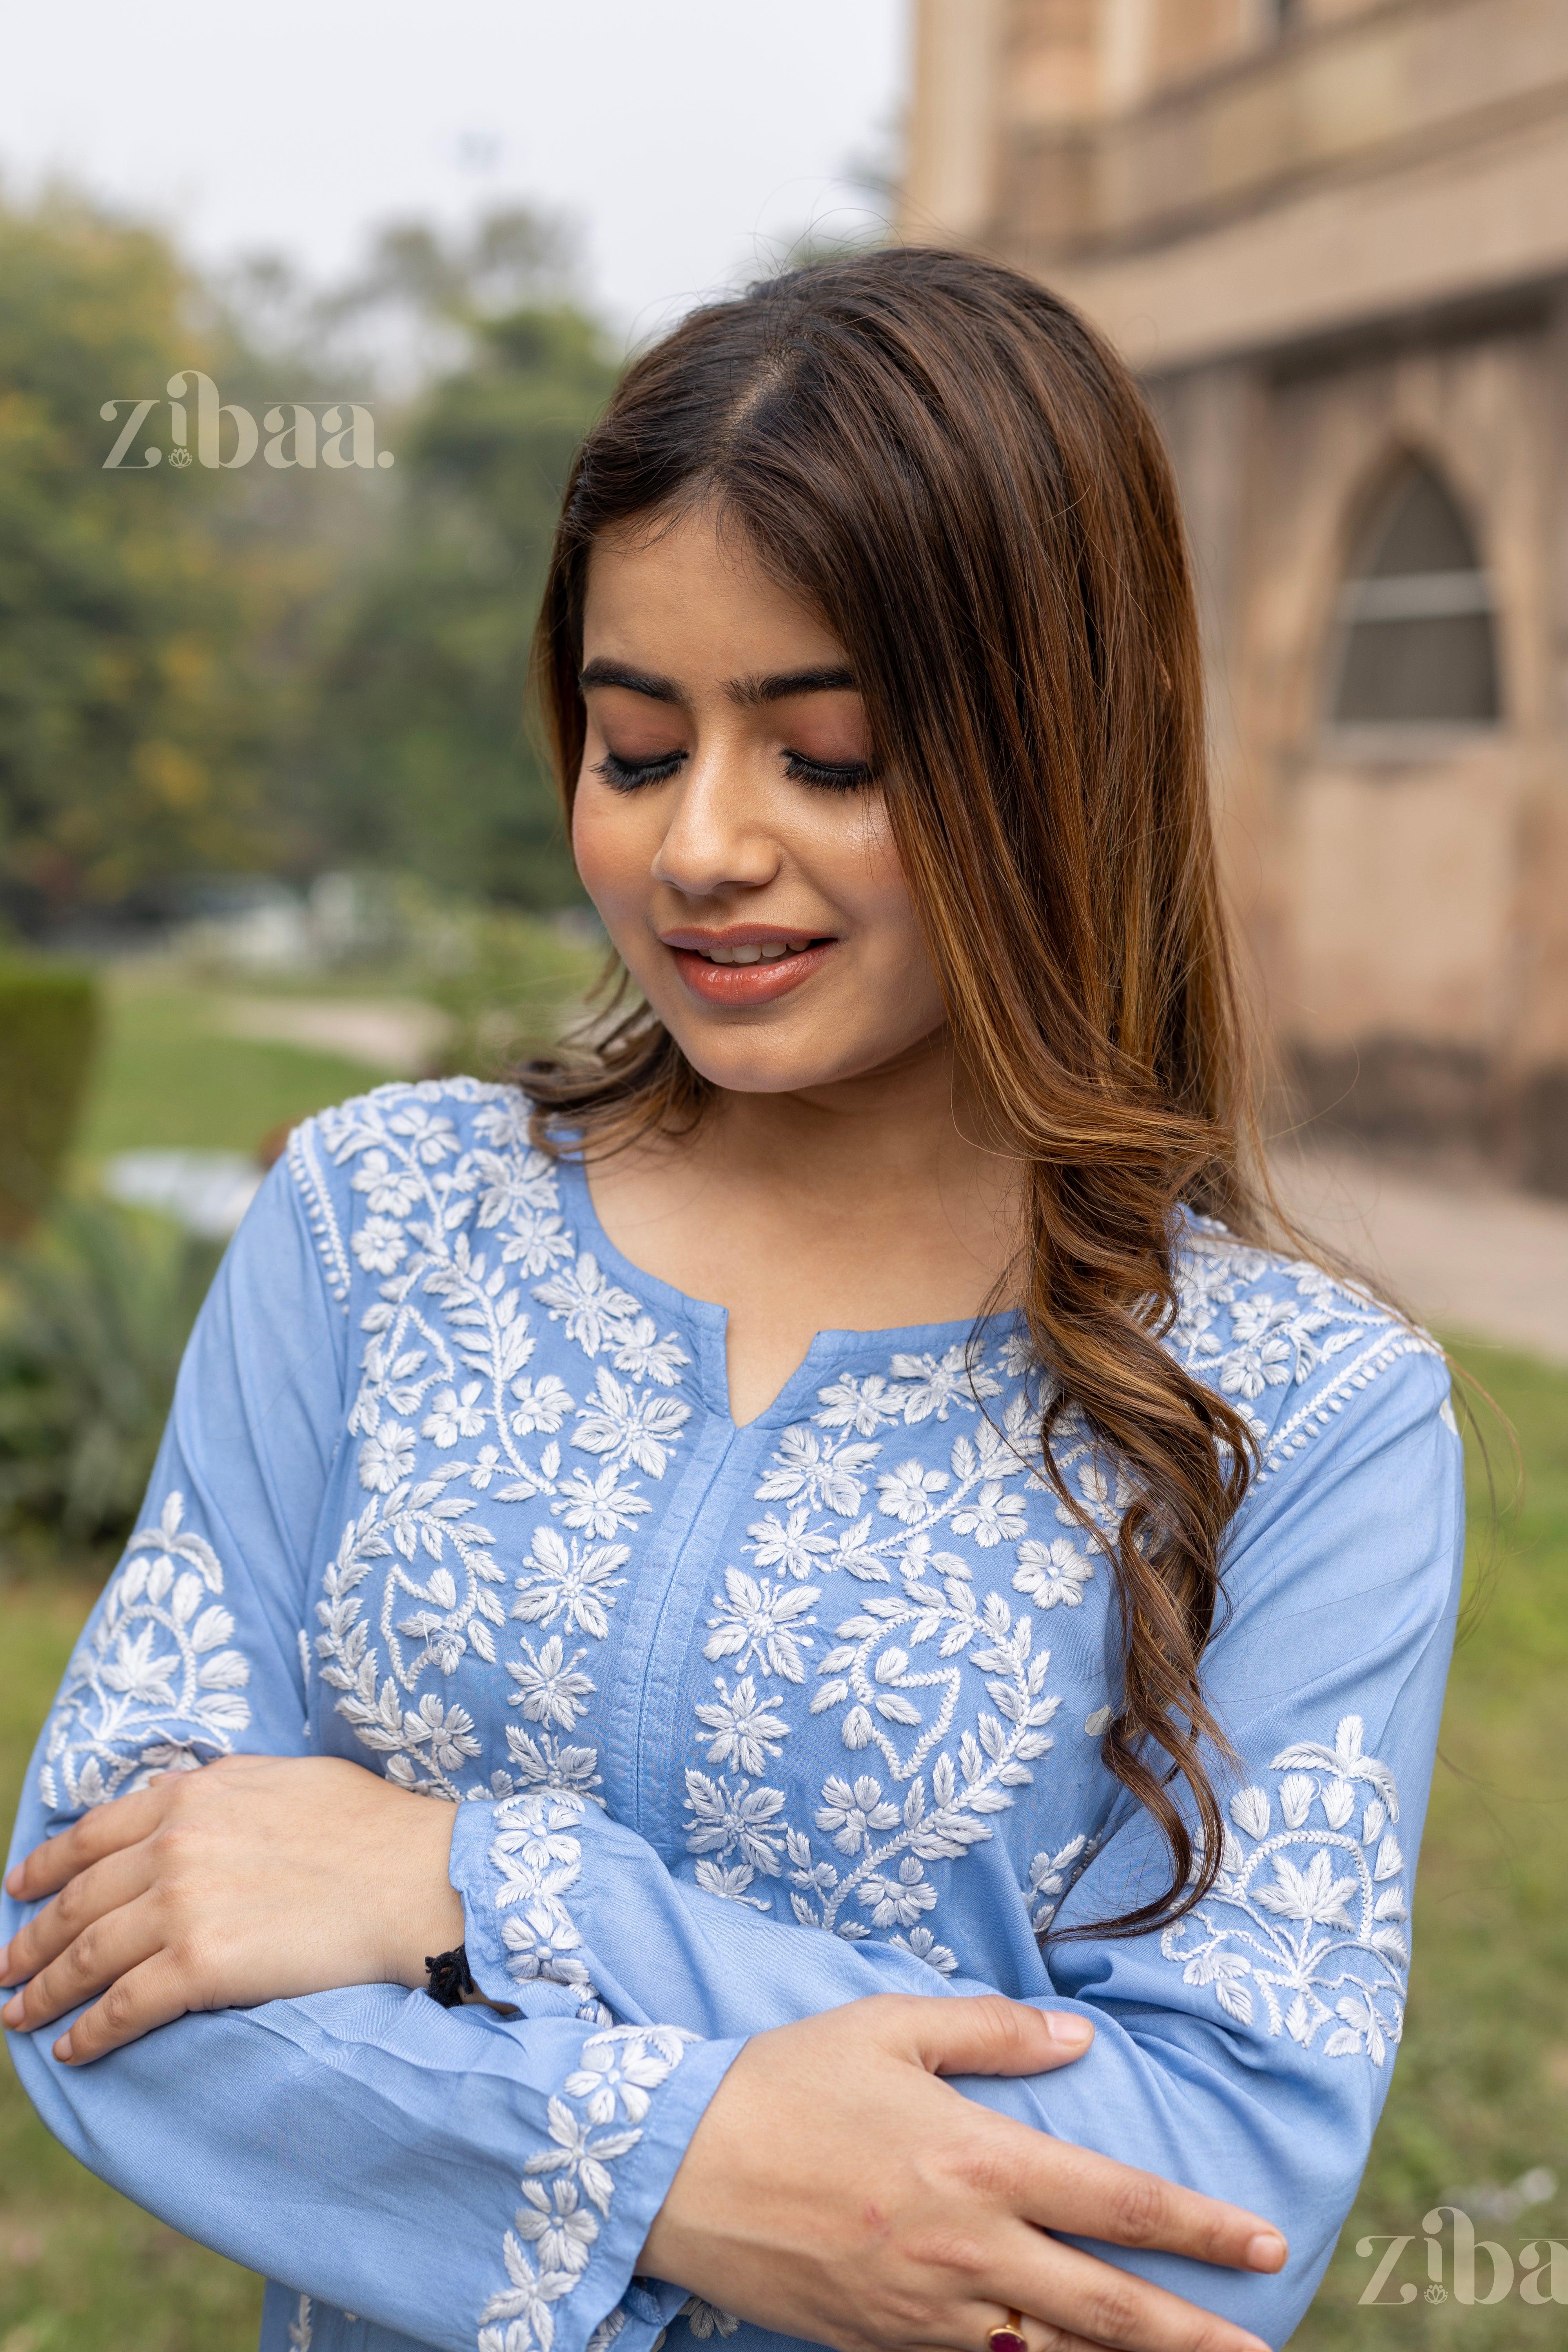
[4,1079,1465,2352]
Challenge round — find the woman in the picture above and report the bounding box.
[2,250,1461,2352]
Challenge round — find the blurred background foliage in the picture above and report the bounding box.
[0,184,610,933]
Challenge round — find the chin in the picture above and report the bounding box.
[661,1016,873,1097]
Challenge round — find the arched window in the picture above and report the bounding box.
[1328,457,1500,731]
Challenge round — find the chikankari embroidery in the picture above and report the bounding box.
[1160,1715,1409,2063]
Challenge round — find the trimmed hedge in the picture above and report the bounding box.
[0,961,100,1240]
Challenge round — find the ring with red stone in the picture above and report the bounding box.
[987,2312,1027,2352]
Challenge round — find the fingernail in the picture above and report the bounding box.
[3,1867,21,1896]
[1044,2011,1093,2048]
[1245,2231,1287,2272]
[52,2032,73,2063]
[1,1996,22,2028]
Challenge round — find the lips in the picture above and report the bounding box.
[660,930,836,1008]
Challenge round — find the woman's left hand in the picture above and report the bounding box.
[0,1755,465,2064]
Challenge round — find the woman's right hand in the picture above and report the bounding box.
[639,1994,1284,2352]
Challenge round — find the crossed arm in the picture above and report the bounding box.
[3,1751,1283,2352]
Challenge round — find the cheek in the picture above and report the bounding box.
[571,776,651,911]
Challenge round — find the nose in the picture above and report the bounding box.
[650,748,781,901]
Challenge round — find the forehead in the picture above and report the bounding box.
[583,505,847,673]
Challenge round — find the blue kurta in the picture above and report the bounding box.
[4,1079,1465,2352]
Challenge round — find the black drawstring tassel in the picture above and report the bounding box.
[424,1945,476,2007]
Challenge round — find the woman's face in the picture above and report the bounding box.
[572,505,947,1097]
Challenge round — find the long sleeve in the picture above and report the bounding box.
[447,1341,1464,2349]
[2,1162,742,2352]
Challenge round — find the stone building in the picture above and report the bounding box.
[900,0,1568,1190]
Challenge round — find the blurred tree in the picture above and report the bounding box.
[0,192,271,926]
[300,218,617,906]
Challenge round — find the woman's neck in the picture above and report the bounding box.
[584,1032,1026,1425]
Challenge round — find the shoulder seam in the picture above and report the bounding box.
[1257,1325,1438,1483]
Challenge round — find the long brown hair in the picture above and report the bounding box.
[524,245,1291,1939]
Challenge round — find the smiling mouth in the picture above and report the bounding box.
[662,932,837,1005]
[688,938,823,965]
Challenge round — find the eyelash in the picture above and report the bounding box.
[591,749,874,795]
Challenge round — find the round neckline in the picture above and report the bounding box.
[555,1153,1020,1430]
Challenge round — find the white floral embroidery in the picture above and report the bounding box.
[287,2293,313,2351]
[681,1378,1087,1950]
[281,1090,1437,2042]
[38,1492,251,1815]
[1022,1833,1099,1934]
[478,2021,695,2352]
[678,2298,740,2340]
[1160,1715,1409,2063]
[1172,1224,1432,1482]
[301,1082,691,1800]
[488,1788,612,2019]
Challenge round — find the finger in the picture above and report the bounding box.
[1010,2139,1286,2276]
[3,1782,175,1902]
[2,1891,167,2038]
[0,1843,157,1989]
[956,2306,1149,2352]
[886,1994,1096,2077]
[55,1945,200,2065]
[998,2236,1274,2352]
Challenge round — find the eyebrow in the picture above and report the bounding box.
[577,658,857,708]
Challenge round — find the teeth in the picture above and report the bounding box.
[697,938,818,964]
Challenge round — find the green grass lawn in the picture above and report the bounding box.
[76,971,390,1161]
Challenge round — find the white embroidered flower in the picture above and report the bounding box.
[745,1506,837,1579]
[756,1426,878,1516]
[552,1464,651,1538]
[703,1569,818,1681]
[814,1372,902,1435]
[1252,1849,1359,1928]
[358,1421,415,1492]
[610,1314,689,1387]
[1012,1537,1093,1608]
[505,1726,604,1800]
[99,1622,179,1706]
[950,1481,1027,1548]
[508,1637,595,1730]
[890,1924,958,1975]
[513,2176,599,2277]
[422,1382,488,1447]
[876,1458,949,1524]
[510,1374,572,1437]
[891,1344,1000,1422]
[573,1367,691,1476]
[693,1859,770,1910]
[815,1773,901,1855]
[349,1149,423,1216]
[694,1676,789,1776]
[857,1855,936,1927]
[534,1253,643,1354]
[683,1770,786,1873]
[388,1104,457,1165]
[351,1213,408,1274]
[680,2297,740,2340]
[510,1528,628,1641]
[502,1211,575,1277]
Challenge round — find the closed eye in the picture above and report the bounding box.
[593,748,687,792]
[783,751,875,792]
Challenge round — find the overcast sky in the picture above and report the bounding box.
[0,0,909,342]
